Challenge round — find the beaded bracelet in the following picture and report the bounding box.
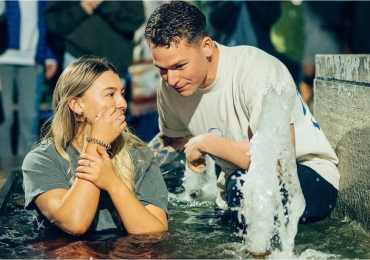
[86,137,112,150]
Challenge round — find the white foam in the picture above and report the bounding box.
[239,79,306,255]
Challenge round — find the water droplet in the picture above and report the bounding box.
[316,178,320,182]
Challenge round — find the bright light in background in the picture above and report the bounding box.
[291,0,303,6]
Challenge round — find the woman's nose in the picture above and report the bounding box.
[117,95,127,112]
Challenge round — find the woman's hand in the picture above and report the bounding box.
[90,106,126,144]
[184,135,208,173]
[76,146,120,191]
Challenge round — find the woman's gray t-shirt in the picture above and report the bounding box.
[22,141,168,232]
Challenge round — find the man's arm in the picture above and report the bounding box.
[184,133,251,173]
[148,133,191,172]
[184,125,296,173]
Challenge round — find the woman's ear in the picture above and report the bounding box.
[68,97,83,115]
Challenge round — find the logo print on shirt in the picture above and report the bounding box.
[208,128,224,137]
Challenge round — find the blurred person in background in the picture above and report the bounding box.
[207,1,281,56]
[299,1,346,110]
[0,0,5,21]
[270,1,304,86]
[127,0,166,143]
[343,1,370,54]
[0,0,5,125]
[44,0,145,109]
[0,0,57,157]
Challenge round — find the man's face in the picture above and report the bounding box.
[150,38,211,97]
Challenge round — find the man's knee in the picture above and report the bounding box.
[297,164,338,223]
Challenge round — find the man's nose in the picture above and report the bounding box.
[166,70,180,87]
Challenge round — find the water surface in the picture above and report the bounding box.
[1,178,369,259]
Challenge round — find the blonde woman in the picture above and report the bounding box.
[22,57,168,235]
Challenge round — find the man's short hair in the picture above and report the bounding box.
[145,1,207,48]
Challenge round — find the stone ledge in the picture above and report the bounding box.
[0,156,24,210]
[316,55,370,84]
[315,54,370,229]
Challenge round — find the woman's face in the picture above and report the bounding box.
[79,70,127,123]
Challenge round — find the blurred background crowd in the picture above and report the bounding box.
[0,0,369,158]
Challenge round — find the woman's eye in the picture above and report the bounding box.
[107,93,114,97]
[176,64,184,69]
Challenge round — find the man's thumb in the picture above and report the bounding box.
[96,146,110,160]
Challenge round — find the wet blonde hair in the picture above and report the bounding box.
[42,57,145,191]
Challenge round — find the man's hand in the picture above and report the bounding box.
[80,0,103,15]
[45,62,58,80]
[184,135,207,174]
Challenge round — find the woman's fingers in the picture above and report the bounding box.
[94,106,107,123]
[90,106,126,144]
[79,153,100,162]
[75,172,94,182]
[77,159,92,167]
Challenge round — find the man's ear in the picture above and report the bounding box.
[202,37,214,57]
[68,97,83,115]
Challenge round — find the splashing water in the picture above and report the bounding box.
[183,154,218,202]
[239,79,306,257]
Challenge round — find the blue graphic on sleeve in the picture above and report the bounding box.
[311,118,321,130]
[296,88,306,116]
[297,88,320,130]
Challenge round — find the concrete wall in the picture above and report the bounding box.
[315,55,370,228]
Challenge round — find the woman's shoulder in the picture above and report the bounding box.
[129,145,155,163]
[129,144,160,181]
[24,140,57,159]
[23,140,61,168]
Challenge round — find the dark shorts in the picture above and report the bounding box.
[225,164,338,229]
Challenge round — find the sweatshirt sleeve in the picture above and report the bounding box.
[97,1,145,37]
[44,1,90,36]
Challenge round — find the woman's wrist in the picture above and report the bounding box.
[107,175,128,195]
[86,137,111,150]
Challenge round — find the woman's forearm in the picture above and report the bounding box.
[107,179,168,234]
[35,143,102,235]
[55,180,100,234]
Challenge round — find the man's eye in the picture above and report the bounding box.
[176,64,184,69]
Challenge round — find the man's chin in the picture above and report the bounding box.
[178,90,194,97]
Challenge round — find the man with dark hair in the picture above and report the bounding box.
[145,1,339,228]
